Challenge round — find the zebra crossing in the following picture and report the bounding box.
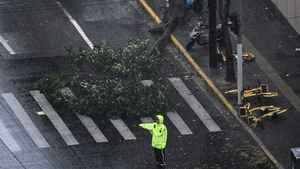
[0,77,222,152]
[166,111,193,135]
[0,118,22,152]
[76,113,108,143]
[2,93,50,148]
[168,77,222,132]
[30,90,80,146]
[110,118,137,140]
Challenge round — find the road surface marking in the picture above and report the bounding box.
[56,1,94,49]
[58,88,108,143]
[140,117,153,123]
[30,90,79,146]
[168,77,221,132]
[76,114,108,143]
[0,119,21,152]
[167,111,193,135]
[110,119,136,140]
[2,93,50,148]
[0,35,16,55]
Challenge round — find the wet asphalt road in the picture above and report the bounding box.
[0,0,234,169]
[0,0,299,168]
[0,0,86,59]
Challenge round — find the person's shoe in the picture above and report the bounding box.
[185,43,193,51]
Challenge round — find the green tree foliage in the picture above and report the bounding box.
[36,39,174,118]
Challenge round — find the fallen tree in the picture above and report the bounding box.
[36,39,174,118]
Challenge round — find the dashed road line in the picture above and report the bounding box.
[2,93,50,148]
[30,90,79,146]
[110,118,136,140]
[56,1,94,49]
[76,114,108,143]
[0,119,21,152]
[167,111,193,135]
[168,77,221,132]
[0,35,16,55]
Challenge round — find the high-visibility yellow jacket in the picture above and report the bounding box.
[139,115,168,149]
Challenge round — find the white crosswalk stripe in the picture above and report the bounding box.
[168,77,221,132]
[30,90,79,146]
[110,119,136,140]
[0,35,16,55]
[167,111,193,135]
[59,88,109,143]
[2,93,50,148]
[0,119,22,152]
[76,114,108,143]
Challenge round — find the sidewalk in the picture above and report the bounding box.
[143,0,300,168]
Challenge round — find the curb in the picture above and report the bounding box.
[137,0,285,169]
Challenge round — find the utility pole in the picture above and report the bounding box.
[208,0,218,68]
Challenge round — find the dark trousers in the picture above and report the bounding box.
[186,38,197,51]
[154,148,166,169]
[186,38,208,51]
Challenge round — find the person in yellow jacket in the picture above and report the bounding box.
[139,114,168,169]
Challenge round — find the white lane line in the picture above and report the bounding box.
[168,77,221,132]
[167,111,193,135]
[2,93,50,148]
[30,90,79,146]
[140,117,153,123]
[0,35,16,55]
[0,119,21,152]
[76,114,108,143]
[56,1,94,49]
[110,119,136,140]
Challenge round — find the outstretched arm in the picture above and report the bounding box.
[139,123,154,134]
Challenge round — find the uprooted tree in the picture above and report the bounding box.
[36,38,174,118]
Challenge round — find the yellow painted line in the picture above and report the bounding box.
[138,0,162,24]
[138,0,236,114]
[137,1,284,169]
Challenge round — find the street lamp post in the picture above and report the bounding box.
[236,0,243,106]
[237,41,243,105]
